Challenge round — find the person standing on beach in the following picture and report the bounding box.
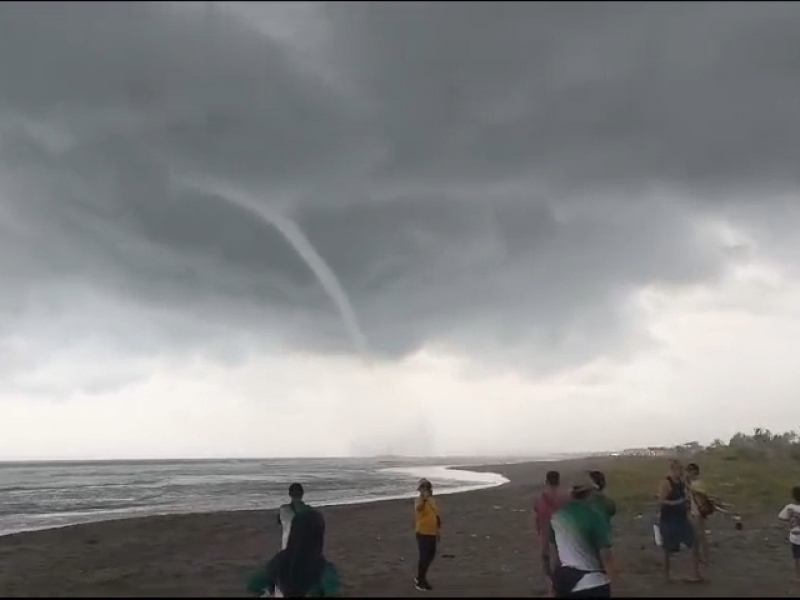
[550,473,619,598]
[278,483,310,551]
[414,478,441,591]
[534,470,568,582]
[658,460,701,582]
[777,486,800,582]
[685,462,718,574]
[249,508,341,597]
[587,471,616,530]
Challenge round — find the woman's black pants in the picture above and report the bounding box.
[416,533,437,583]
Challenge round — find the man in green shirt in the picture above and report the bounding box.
[551,473,619,598]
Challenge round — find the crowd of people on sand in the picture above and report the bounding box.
[246,461,800,598]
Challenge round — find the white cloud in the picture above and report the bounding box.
[4,222,800,461]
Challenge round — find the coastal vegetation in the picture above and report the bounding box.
[604,429,800,514]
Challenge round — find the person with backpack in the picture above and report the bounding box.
[278,483,310,550]
[248,509,341,597]
[686,462,718,575]
[534,471,569,584]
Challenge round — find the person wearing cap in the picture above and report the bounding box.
[414,478,441,591]
[277,482,310,551]
[550,473,619,598]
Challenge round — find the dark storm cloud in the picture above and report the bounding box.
[321,1,800,193]
[0,2,798,370]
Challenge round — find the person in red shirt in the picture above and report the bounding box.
[534,470,569,584]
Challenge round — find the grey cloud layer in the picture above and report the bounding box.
[322,2,800,193]
[1,2,798,372]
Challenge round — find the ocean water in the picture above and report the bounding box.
[0,457,509,537]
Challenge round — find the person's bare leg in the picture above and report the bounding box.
[542,546,551,578]
[691,519,708,581]
[550,542,560,577]
[689,545,704,582]
[542,545,554,595]
[701,532,710,566]
[696,518,709,566]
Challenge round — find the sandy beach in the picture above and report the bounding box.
[0,458,797,597]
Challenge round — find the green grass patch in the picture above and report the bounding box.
[603,452,800,516]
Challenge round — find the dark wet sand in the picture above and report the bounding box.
[0,458,796,597]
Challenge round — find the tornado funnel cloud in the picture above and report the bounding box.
[186,179,369,361]
[251,209,369,360]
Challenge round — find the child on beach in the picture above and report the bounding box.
[248,509,341,598]
[778,486,800,582]
[414,478,441,591]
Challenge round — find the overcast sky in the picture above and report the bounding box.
[2,2,800,460]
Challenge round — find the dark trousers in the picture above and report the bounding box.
[416,533,437,583]
[553,566,610,599]
[564,584,611,598]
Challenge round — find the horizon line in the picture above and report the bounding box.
[0,452,585,465]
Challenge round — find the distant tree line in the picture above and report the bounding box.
[675,428,800,461]
[617,428,800,461]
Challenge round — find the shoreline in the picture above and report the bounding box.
[0,458,612,598]
[0,462,513,541]
[2,456,787,597]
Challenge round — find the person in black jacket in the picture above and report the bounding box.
[249,509,341,597]
[658,460,701,582]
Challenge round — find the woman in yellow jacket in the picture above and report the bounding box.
[414,478,441,591]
